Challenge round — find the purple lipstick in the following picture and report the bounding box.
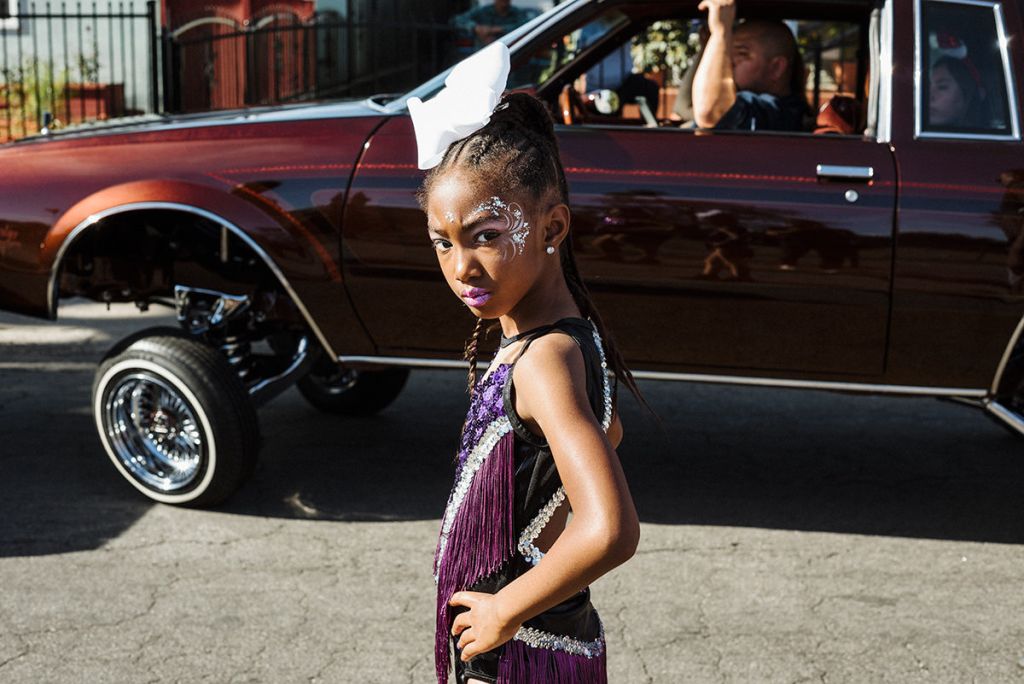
[461,287,491,307]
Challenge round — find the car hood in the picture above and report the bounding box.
[8,96,395,146]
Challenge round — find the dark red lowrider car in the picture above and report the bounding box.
[1,0,1022,506]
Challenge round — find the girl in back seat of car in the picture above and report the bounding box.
[408,42,643,684]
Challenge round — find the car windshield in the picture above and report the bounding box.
[384,0,586,113]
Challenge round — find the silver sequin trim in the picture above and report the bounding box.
[518,486,566,566]
[434,417,513,581]
[589,321,613,431]
[517,323,613,565]
[512,619,605,658]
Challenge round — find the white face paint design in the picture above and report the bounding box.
[444,210,457,224]
[474,196,531,261]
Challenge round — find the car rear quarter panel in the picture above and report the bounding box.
[0,116,384,356]
[888,0,1024,390]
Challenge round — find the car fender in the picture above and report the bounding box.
[44,177,375,358]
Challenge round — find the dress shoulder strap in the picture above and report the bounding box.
[501,318,613,446]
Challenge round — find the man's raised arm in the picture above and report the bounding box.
[692,0,738,128]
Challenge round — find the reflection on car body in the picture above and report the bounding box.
[0,0,1023,506]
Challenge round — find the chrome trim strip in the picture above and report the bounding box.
[989,314,1024,394]
[49,201,340,360]
[914,0,1021,141]
[337,355,987,397]
[943,395,985,408]
[627,371,986,396]
[866,7,881,137]
[339,355,466,369]
[914,0,924,138]
[916,130,1021,141]
[877,0,894,143]
[929,0,1008,7]
[984,399,1024,436]
[993,1,1022,139]
[816,164,874,180]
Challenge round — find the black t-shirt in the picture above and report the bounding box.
[714,90,809,132]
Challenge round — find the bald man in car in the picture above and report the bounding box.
[691,0,808,131]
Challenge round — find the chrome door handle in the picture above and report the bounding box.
[816,164,874,181]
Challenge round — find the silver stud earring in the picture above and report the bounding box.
[546,245,556,255]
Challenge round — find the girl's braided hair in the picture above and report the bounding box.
[417,92,645,408]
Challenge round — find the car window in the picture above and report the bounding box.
[506,9,631,90]
[798,21,867,134]
[918,0,1020,139]
[536,12,869,137]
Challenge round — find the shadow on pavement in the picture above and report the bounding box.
[197,371,1024,546]
[3,365,1024,560]
[0,372,152,559]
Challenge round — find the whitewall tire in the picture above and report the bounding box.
[92,331,259,507]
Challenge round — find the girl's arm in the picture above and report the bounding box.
[449,334,640,661]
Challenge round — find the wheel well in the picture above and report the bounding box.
[56,209,287,309]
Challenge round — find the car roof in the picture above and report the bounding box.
[611,0,878,23]
[389,0,879,112]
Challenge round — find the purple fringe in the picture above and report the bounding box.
[435,429,516,684]
[497,638,608,684]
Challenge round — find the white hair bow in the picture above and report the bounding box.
[408,41,511,170]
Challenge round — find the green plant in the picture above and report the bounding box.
[76,52,100,83]
[632,20,699,83]
[1,58,70,129]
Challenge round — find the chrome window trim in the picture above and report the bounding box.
[337,355,988,397]
[989,312,1024,394]
[49,202,340,360]
[993,0,1021,137]
[916,130,1021,140]
[913,0,1022,141]
[877,0,894,143]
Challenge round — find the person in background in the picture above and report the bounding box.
[929,55,989,129]
[454,0,539,51]
[691,0,808,131]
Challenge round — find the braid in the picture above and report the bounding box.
[464,317,485,395]
[560,238,649,410]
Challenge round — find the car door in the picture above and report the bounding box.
[340,114,472,357]
[886,0,1024,389]
[341,0,897,378]
[557,125,896,376]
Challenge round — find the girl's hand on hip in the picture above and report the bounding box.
[449,591,520,661]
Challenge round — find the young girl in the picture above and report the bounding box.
[411,44,642,684]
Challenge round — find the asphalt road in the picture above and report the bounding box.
[1,300,1023,683]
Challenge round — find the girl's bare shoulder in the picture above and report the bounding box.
[510,331,590,415]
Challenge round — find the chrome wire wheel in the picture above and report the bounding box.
[94,331,259,507]
[104,371,206,492]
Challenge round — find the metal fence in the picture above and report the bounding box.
[0,1,465,141]
[164,14,458,113]
[0,0,158,141]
